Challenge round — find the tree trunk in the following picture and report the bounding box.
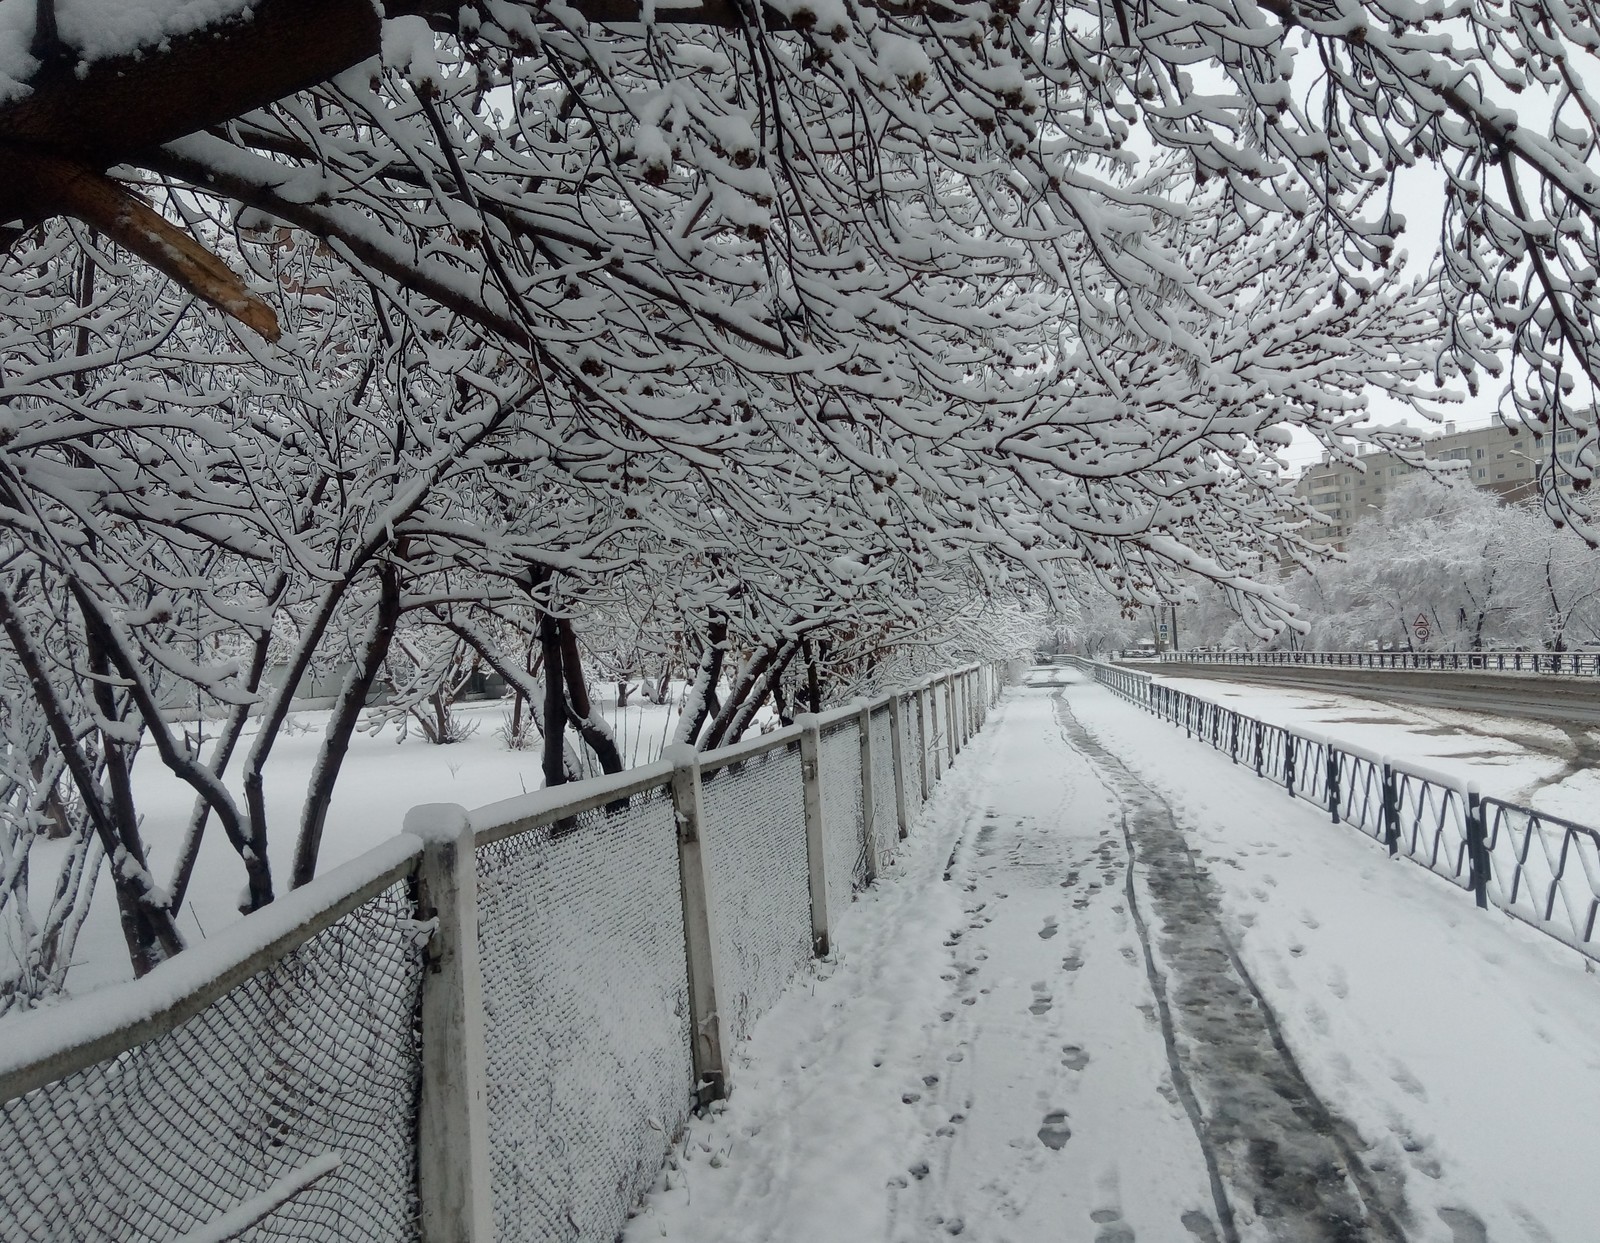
[0,583,182,976]
[721,640,798,746]
[540,613,568,788]
[674,613,729,746]
[702,639,790,750]
[290,565,402,889]
[558,618,624,774]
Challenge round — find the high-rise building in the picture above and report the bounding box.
[1291,420,1557,547]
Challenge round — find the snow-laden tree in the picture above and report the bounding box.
[1175,475,1600,652]
[6,0,1600,989]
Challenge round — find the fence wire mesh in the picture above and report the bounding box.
[701,742,812,1041]
[0,883,424,1243]
[474,785,692,1243]
[901,694,926,821]
[869,707,897,858]
[820,719,867,906]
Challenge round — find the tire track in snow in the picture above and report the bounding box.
[1052,688,1410,1243]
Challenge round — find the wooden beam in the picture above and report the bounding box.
[13,151,280,341]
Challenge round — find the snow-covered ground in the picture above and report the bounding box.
[17,691,697,998]
[629,673,1600,1243]
[1153,672,1600,826]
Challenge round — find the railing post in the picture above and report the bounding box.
[1326,747,1341,824]
[665,745,731,1105]
[1285,735,1297,796]
[858,704,881,882]
[888,692,911,840]
[1466,791,1490,910]
[1253,721,1264,776]
[797,716,832,957]
[1230,713,1239,764]
[1381,763,1401,855]
[406,804,493,1243]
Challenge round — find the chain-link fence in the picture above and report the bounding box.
[0,878,426,1243]
[0,663,1009,1243]
[701,740,812,1042]
[868,706,897,860]
[475,784,692,1243]
[820,719,867,907]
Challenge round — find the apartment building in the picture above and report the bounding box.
[1292,420,1557,546]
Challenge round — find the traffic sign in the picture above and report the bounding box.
[1412,613,1431,643]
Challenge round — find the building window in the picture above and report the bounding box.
[1476,448,1485,458]
[1477,468,1486,478]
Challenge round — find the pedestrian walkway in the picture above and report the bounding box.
[628,673,1600,1243]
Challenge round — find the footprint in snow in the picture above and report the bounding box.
[1039,918,1059,940]
[1061,953,1084,972]
[1437,1207,1489,1243]
[1029,983,1054,1016]
[1037,1110,1072,1150]
[1090,1207,1135,1243]
[1181,1209,1221,1242]
[1390,1062,1428,1101]
[1061,1045,1090,1071]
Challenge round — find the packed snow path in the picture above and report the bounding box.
[631,674,1600,1243]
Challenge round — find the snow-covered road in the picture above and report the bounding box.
[629,674,1600,1243]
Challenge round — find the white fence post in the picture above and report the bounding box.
[407,804,493,1243]
[888,693,910,840]
[858,704,880,882]
[665,745,730,1106]
[797,716,832,957]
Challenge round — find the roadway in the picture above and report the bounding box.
[1125,660,1600,728]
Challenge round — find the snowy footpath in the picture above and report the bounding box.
[627,673,1600,1243]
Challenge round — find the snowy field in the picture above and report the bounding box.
[629,673,1600,1243]
[15,691,704,998]
[1153,672,1600,827]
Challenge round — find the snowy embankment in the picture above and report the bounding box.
[629,676,1600,1243]
[14,693,691,1000]
[1152,673,1600,826]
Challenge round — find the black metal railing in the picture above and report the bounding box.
[1150,649,1600,677]
[1061,656,1600,962]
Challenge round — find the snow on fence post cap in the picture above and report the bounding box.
[661,742,698,767]
[793,712,820,729]
[403,802,473,844]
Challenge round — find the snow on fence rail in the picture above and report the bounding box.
[0,662,1009,1243]
[1153,649,1600,677]
[1063,658,1600,964]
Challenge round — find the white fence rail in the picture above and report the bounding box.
[0,662,1009,1243]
